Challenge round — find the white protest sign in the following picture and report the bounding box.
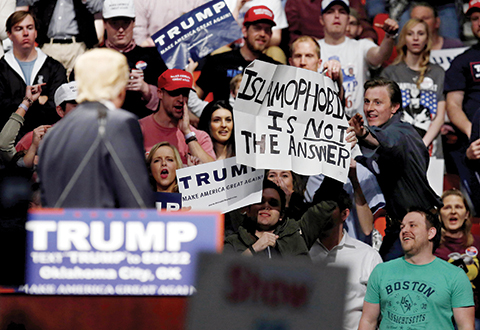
[234,60,350,183]
[177,157,263,213]
[430,47,468,71]
[187,253,348,330]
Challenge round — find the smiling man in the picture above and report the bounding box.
[195,5,280,102]
[139,69,215,165]
[349,78,441,261]
[359,208,474,330]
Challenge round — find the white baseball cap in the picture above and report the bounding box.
[103,0,135,19]
[54,81,78,107]
[321,0,350,14]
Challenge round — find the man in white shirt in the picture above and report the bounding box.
[309,184,382,330]
[318,0,398,119]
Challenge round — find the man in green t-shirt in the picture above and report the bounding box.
[358,208,475,330]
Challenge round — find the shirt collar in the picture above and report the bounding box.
[98,100,117,111]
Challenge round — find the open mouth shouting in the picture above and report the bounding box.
[160,169,169,179]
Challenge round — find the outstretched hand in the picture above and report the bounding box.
[374,18,399,36]
[348,113,367,137]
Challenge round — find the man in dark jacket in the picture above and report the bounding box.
[349,78,442,261]
[0,11,66,139]
[102,0,167,119]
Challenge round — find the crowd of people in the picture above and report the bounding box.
[1,0,480,329]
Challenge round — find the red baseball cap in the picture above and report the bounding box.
[467,0,480,16]
[157,69,194,91]
[244,5,276,26]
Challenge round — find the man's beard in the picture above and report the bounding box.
[246,38,267,55]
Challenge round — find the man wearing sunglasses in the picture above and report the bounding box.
[139,69,216,165]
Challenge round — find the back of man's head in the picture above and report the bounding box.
[75,49,129,103]
[312,176,352,212]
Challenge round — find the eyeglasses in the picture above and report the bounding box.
[256,197,281,208]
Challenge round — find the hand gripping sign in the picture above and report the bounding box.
[234,60,351,183]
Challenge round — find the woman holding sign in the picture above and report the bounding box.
[146,142,183,193]
[381,18,445,157]
[199,100,235,160]
[224,180,338,258]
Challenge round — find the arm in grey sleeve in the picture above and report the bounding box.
[188,89,208,117]
[0,113,24,163]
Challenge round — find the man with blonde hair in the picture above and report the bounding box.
[38,48,154,208]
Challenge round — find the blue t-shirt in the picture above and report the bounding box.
[16,58,35,86]
[444,43,480,121]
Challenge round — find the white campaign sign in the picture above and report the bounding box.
[234,60,350,183]
[430,47,468,71]
[177,157,263,213]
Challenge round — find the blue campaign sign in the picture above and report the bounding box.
[22,209,223,296]
[152,0,242,69]
[155,192,182,212]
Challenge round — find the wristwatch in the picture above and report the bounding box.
[385,31,399,39]
[185,131,197,144]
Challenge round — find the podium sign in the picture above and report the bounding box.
[23,209,223,296]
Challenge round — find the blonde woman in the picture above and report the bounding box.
[381,18,445,156]
[146,142,183,193]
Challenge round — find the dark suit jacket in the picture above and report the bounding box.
[38,101,155,208]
